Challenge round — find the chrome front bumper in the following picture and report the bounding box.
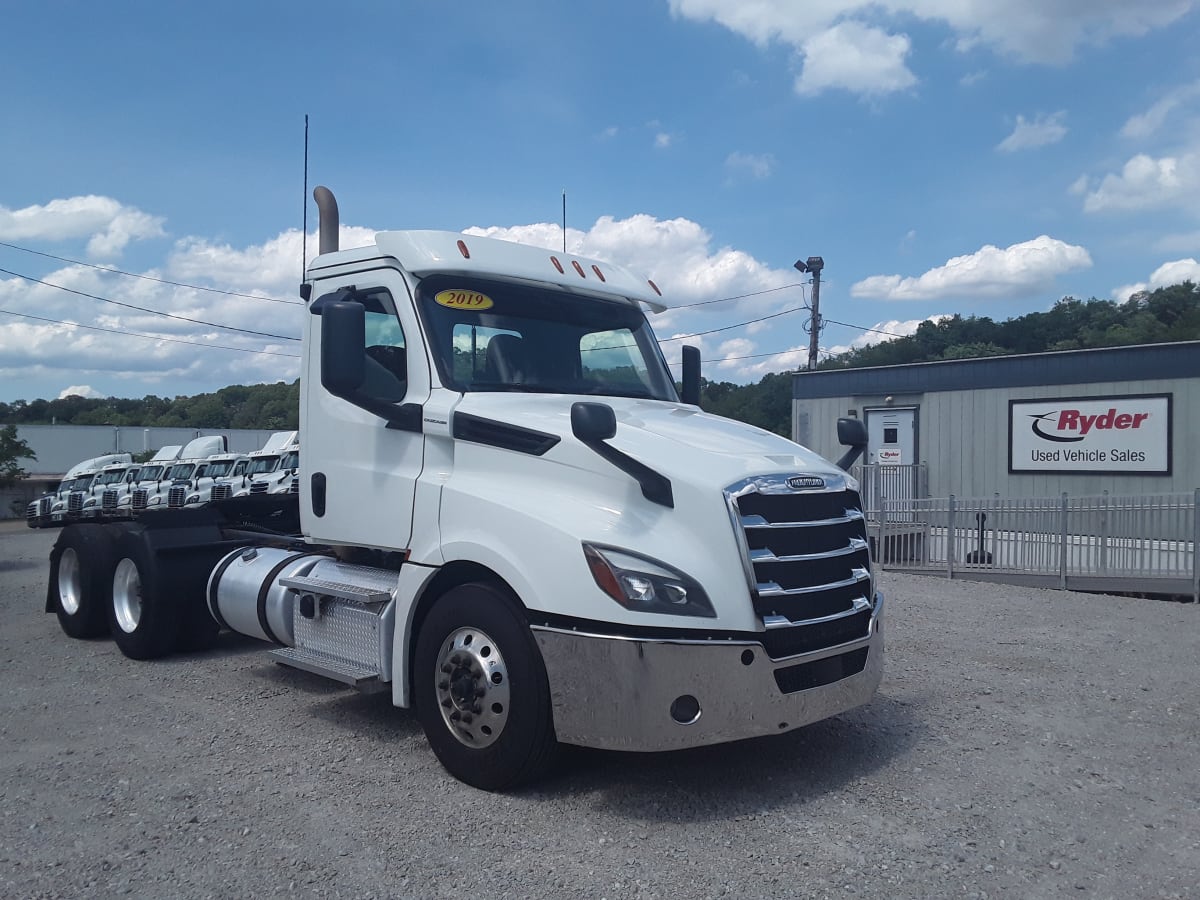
[532,592,884,752]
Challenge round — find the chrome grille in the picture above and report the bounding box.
[26,502,39,523]
[250,480,269,494]
[211,483,233,501]
[288,475,299,494]
[168,485,187,508]
[102,489,119,511]
[132,488,149,510]
[67,493,84,517]
[726,473,873,658]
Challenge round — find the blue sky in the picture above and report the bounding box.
[3,0,1200,403]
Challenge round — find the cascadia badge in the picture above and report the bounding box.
[786,475,825,490]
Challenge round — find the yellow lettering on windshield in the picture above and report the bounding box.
[434,290,493,310]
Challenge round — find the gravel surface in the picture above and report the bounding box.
[1,520,1197,899]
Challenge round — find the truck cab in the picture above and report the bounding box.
[113,445,183,517]
[132,437,228,512]
[79,461,141,519]
[170,452,249,507]
[45,187,881,791]
[232,431,299,497]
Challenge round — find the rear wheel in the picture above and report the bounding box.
[49,524,120,639]
[414,582,558,791]
[107,529,179,660]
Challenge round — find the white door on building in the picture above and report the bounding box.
[864,407,918,520]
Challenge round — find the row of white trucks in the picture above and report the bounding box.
[40,186,883,790]
[26,431,299,526]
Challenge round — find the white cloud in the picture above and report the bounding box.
[1113,258,1200,300]
[0,195,165,258]
[1078,152,1200,213]
[668,1,1193,96]
[58,384,103,399]
[795,21,916,96]
[1121,80,1200,139]
[725,151,777,179]
[851,235,1093,300]
[997,112,1067,152]
[654,132,673,149]
[824,315,950,356]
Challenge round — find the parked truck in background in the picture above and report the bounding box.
[43,186,881,790]
[76,459,143,520]
[231,431,299,497]
[106,445,184,518]
[26,454,134,528]
[131,436,228,512]
[169,451,249,508]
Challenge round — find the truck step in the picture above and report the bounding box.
[268,647,388,693]
[278,574,391,606]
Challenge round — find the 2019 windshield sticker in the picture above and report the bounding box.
[434,289,494,310]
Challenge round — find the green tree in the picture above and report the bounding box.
[0,425,35,487]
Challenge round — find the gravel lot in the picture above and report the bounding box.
[1,520,1197,899]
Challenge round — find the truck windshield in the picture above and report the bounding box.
[138,465,164,482]
[247,456,280,475]
[417,275,678,400]
[73,475,96,490]
[96,470,127,485]
[280,451,299,470]
[168,464,195,481]
[205,461,235,477]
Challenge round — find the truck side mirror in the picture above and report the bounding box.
[681,345,701,406]
[835,416,868,472]
[321,301,366,397]
[571,402,617,441]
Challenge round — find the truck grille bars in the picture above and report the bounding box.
[725,474,873,660]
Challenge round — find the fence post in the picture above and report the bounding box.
[1059,492,1069,590]
[947,494,956,578]
[1099,490,1109,575]
[876,496,885,570]
[1192,488,1199,604]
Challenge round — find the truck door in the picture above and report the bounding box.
[303,272,430,551]
[864,406,918,521]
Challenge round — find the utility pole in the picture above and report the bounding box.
[794,256,824,370]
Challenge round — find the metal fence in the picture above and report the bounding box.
[852,464,927,523]
[869,490,1199,601]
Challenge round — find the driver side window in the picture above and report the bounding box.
[360,289,408,402]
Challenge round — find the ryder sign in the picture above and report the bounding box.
[1009,394,1171,474]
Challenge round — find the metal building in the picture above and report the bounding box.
[792,340,1200,501]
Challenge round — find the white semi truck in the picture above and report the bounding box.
[27,453,134,528]
[105,445,184,518]
[45,186,882,790]
[130,436,228,512]
[230,431,299,498]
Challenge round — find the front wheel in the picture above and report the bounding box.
[414,582,558,791]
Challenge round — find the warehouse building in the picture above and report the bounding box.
[792,340,1200,501]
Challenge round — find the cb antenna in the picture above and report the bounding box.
[300,114,309,297]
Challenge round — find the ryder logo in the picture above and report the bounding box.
[1029,408,1151,443]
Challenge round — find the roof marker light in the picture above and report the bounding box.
[591,265,606,282]
[572,260,586,277]
[550,256,565,274]
[457,240,470,259]
[648,279,662,296]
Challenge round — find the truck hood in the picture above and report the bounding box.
[450,393,847,489]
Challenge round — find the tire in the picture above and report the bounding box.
[414,582,558,791]
[48,524,121,639]
[107,528,180,660]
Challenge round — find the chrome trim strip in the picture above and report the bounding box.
[762,595,871,629]
[742,509,864,529]
[724,472,851,496]
[757,566,871,598]
[750,536,868,564]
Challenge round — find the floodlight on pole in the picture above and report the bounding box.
[795,256,824,370]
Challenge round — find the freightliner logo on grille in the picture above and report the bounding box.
[786,475,825,490]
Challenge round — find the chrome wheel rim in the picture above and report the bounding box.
[112,558,142,634]
[58,548,82,615]
[434,627,510,748]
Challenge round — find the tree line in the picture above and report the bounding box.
[1,283,1197,440]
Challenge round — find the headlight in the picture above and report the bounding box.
[186,494,200,504]
[148,496,162,506]
[583,543,715,618]
[83,498,97,507]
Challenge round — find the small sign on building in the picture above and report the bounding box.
[1008,394,1171,475]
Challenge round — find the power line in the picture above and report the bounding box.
[0,267,300,341]
[0,240,302,305]
[659,303,809,342]
[821,315,908,339]
[0,308,300,358]
[670,282,807,309]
